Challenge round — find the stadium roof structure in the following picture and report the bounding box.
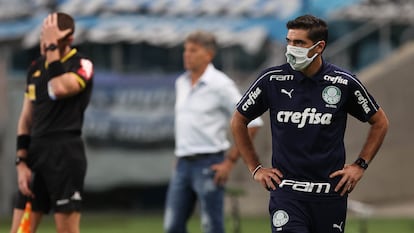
[0,0,361,54]
[331,0,414,23]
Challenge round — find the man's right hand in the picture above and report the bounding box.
[254,167,284,191]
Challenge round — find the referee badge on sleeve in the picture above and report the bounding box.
[27,84,36,100]
[77,59,94,80]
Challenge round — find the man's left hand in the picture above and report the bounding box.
[330,164,365,196]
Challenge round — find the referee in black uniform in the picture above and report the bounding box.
[10,12,94,233]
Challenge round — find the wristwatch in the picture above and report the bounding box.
[45,43,58,52]
[354,157,368,170]
[15,156,27,166]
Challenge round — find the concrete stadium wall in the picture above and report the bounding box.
[227,41,414,215]
[345,41,414,203]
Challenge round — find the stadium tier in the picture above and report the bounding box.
[1,0,361,51]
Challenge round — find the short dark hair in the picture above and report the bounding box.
[57,12,75,37]
[286,15,328,44]
[185,30,217,53]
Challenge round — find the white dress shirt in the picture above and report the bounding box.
[175,64,263,157]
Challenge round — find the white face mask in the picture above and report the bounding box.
[285,41,321,71]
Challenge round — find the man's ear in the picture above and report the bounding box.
[207,50,216,62]
[318,40,326,52]
[58,34,74,47]
[66,35,74,44]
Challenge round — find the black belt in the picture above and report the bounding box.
[181,151,223,161]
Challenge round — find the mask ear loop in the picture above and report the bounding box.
[310,41,321,50]
[307,41,322,60]
[308,53,319,60]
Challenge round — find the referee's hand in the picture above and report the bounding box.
[16,164,34,198]
[41,13,72,45]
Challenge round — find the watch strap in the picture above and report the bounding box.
[354,157,368,170]
[15,156,27,166]
[45,43,58,52]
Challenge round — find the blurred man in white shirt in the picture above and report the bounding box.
[164,30,263,233]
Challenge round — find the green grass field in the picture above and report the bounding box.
[1,213,414,233]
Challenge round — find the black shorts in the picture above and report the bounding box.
[14,135,87,213]
[269,195,347,233]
